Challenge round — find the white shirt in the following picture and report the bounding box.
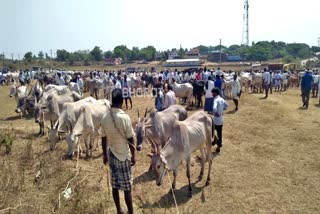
[262,72,271,85]
[101,108,134,161]
[313,75,319,83]
[213,95,229,126]
[232,79,241,99]
[77,78,84,89]
[164,90,176,109]
[205,80,215,98]
[56,76,65,85]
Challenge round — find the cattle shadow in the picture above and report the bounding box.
[140,183,203,209]
[5,115,21,121]
[133,170,155,184]
[314,103,320,108]
[225,110,236,114]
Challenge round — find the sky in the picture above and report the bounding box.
[0,0,319,58]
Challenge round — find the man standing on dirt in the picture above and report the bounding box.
[101,88,136,214]
[301,69,313,109]
[212,87,229,153]
[262,68,271,98]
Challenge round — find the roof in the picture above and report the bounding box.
[166,59,200,63]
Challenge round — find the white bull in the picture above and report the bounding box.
[48,97,97,152]
[66,100,111,158]
[151,111,214,197]
[172,81,193,108]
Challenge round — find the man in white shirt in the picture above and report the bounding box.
[232,74,241,112]
[212,87,229,153]
[215,67,223,77]
[76,75,84,95]
[163,84,176,109]
[262,68,271,98]
[56,72,65,86]
[312,72,319,98]
[101,88,135,214]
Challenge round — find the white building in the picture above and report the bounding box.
[168,51,178,60]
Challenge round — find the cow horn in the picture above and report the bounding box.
[137,109,140,118]
[144,107,148,118]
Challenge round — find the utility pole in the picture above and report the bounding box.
[11,53,14,61]
[219,39,222,63]
[241,0,249,46]
[318,37,320,47]
[50,49,53,59]
[2,52,4,70]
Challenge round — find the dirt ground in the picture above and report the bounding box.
[0,84,319,214]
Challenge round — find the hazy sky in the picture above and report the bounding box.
[1,0,319,57]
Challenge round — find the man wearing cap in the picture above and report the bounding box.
[101,88,135,214]
[212,87,229,153]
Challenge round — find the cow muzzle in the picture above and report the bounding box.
[137,145,142,151]
[15,108,21,113]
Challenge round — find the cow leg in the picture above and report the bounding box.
[186,157,192,197]
[198,148,205,181]
[84,135,90,159]
[89,133,95,157]
[172,169,177,190]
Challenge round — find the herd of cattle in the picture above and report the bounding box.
[3,68,306,195]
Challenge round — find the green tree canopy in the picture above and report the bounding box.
[56,49,70,61]
[104,50,114,59]
[113,45,131,61]
[90,46,103,61]
[38,51,44,60]
[24,52,33,62]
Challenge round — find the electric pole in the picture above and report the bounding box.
[219,39,222,63]
[2,52,4,70]
[11,53,14,61]
[241,0,249,46]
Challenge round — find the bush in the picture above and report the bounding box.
[0,130,14,155]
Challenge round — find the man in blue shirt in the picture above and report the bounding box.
[301,69,313,109]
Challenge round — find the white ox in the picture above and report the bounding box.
[44,84,70,94]
[66,100,111,158]
[172,81,193,108]
[151,111,214,197]
[34,91,82,137]
[135,105,188,154]
[48,96,97,152]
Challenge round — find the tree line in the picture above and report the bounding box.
[19,41,320,64]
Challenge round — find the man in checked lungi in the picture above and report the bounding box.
[101,88,136,214]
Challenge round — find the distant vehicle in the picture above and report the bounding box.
[126,67,136,73]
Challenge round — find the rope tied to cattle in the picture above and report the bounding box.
[166,169,179,214]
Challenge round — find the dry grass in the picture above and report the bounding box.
[0,84,320,214]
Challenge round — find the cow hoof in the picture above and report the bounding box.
[198,175,203,181]
[188,191,193,198]
[206,181,210,186]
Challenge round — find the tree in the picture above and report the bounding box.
[56,49,70,61]
[139,46,156,61]
[45,53,50,60]
[104,50,114,59]
[177,46,185,59]
[197,45,209,54]
[113,45,131,61]
[38,51,44,60]
[24,52,33,62]
[90,46,103,61]
[130,47,140,61]
[286,43,311,59]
